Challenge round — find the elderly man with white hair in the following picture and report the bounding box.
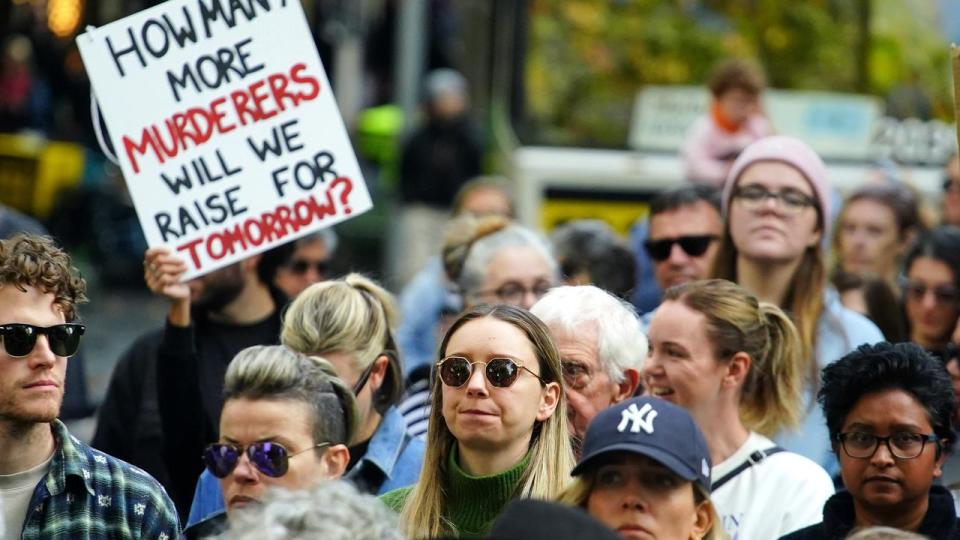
[530,285,647,448]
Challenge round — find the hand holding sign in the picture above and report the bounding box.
[78,0,372,280]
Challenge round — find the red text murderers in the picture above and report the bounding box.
[122,62,320,174]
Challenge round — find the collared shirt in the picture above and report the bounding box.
[19,420,180,540]
[185,406,425,528]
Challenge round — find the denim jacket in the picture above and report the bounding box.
[185,406,424,528]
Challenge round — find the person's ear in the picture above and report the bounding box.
[934,441,948,478]
[691,498,714,540]
[614,368,641,401]
[322,444,350,478]
[368,354,390,393]
[808,225,823,248]
[722,352,751,389]
[537,381,561,422]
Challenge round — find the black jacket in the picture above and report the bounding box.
[398,116,483,207]
[780,485,960,540]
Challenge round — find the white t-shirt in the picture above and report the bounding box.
[0,453,53,540]
[711,432,834,540]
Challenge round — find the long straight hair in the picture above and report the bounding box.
[711,213,825,388]
[396,304,575,538]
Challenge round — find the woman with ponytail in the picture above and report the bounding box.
[644,279,834,540]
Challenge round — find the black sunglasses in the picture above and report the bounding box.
[643,235,718,262]
[436,356,545,388]
[285,259,330,276]
[203,441,330,478]
[0,323,85,358]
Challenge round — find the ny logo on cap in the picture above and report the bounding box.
[618,403,657,434]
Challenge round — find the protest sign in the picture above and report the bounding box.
[77,0,372,279]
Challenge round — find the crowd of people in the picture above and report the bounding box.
[5,60,960,540]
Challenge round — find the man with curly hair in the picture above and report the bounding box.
[0,234,180,539]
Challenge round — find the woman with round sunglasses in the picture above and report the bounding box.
[645,279,834,539]
[382,304,574,538]
[780,342,959,539]
[182,345,358,538]
[184,274,424,527]
[900,227,960,358]
[711,135,883,474]
[558,396,724,540]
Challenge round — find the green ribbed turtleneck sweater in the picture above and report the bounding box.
[380,446,531,538]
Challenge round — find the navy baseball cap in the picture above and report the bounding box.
[571,397,712,492]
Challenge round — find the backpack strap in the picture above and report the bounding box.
[712,446,786,491]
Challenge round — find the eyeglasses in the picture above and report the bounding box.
[0,323,85,358]
[436,356,546,388]
[561,360,594,390]
[732,184,817,215]
[476,282,552,305]
[836,432,939,460]
[203,441,330,478]
[285,258,330,276]
[901,280,960,306]
[643,235,718,261]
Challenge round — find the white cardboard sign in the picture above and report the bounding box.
[77,0,371,279]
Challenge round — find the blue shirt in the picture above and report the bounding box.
[21,420,180,540]
[185,406,424,527]
[775,289,884,476]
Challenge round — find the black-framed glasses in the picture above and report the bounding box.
[732,184,817,215]
[285,258,330,276]
[0,323,85,358]
[643,235,718,261]
[901,279,960,306]
[476,281,553,305]
[436,356,546,388]
[836,432,940,460]
[203,441,330,478]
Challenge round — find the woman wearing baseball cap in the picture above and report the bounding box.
[558,396,723,540]
[711,135,883,474]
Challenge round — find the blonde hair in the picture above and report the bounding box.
[223,345,360,446]
[281,273,404,411]
[557,471,726,540]
[663,279,806,436]
[396,304,575,538]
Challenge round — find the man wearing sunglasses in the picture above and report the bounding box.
[639,185,723,322]
[0,234,179,539]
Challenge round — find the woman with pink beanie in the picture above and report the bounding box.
[711,135,883,476]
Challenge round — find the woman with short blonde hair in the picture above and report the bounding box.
[382,304,574,538]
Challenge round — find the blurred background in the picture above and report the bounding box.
[2,0,960,437]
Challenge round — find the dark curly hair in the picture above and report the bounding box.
[0,234,87,321]
[819,341,956,454]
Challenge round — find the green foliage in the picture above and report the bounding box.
[524,0,952,147]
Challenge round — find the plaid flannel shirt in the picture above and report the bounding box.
[18,420,180,539]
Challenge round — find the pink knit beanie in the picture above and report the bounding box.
[721,135,831,233]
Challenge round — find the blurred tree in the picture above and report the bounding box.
[523,0,952,147]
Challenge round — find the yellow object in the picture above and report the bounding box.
[0,133,85,219]
[541,198,650,236]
